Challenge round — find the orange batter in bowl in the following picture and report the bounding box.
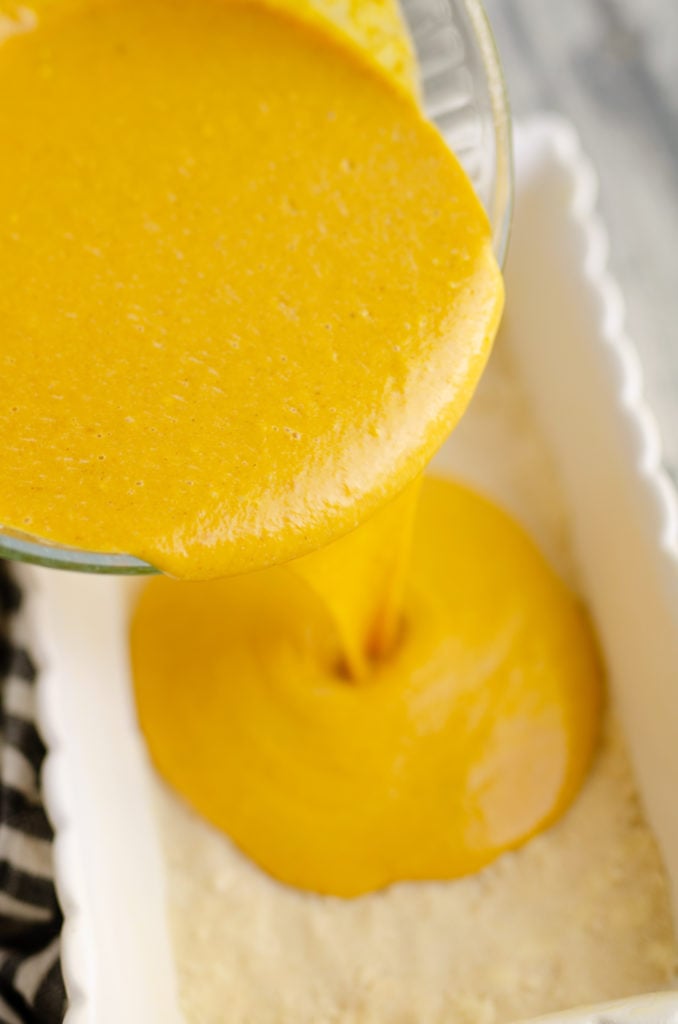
[0,0,500,578]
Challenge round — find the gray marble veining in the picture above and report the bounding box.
[484,0,678,472]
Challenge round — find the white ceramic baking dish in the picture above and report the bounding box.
[20,116,678,1024]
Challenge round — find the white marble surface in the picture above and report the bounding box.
[484,0,678,473]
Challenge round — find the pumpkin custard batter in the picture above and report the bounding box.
[2,0,604,958]
[0,0,500,578]
[133,477,601,897]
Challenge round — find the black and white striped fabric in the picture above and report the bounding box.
[0,567,65,1024]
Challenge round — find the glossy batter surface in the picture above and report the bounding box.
[132,477,602,897]
[0,0,501,578]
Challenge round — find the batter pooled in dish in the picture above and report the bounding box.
[133,476,601,896]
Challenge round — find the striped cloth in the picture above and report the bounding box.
[0,567,66,1024]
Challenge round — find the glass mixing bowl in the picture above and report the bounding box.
[407,0,512,261]
[0,0,512,574]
